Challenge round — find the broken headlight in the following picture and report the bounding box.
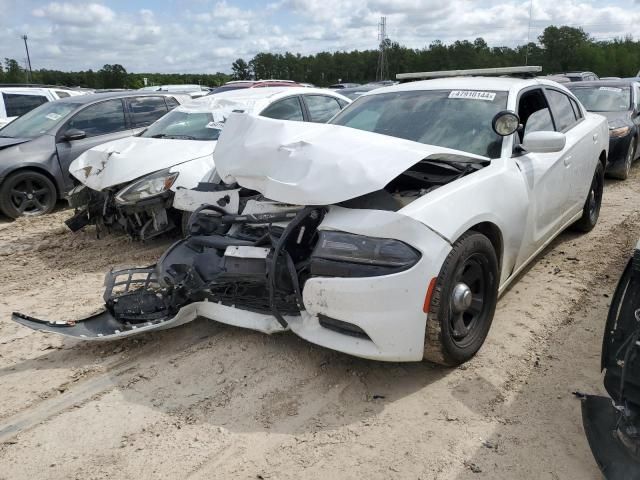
[115,168,179,205]
[310,231,421,277]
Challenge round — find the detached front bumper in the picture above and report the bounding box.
[16,205,451,362]
[65,185,177,240]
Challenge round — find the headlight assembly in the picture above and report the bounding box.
[310,231,421,277]
[115,169,179,205]
[609,121,632,138]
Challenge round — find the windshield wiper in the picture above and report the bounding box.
[149,134,197,140]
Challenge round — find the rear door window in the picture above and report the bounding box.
[260,97,304,121]
[67,99,127,137]
[3,93,49,117]
[546,90,578,132]
[127,96,169,127]
[165,96,180,110]
[303,95,342,122]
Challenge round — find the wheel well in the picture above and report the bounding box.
[468,222,503,270]
[1,167,60,198]
[599,151,606,169]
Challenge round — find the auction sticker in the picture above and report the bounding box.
[599,86,622,92]
[45,113,62,121]
[449,90,496,101]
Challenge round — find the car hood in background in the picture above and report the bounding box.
[214,113,488,205]
[70,136,216,191]
[0,136,31,150]
[600,110,633,125]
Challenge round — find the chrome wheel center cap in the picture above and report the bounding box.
[452,282,472,312]
[27,193,33,200]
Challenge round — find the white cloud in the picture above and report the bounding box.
[0,0,637,74]
[32,2,115,25]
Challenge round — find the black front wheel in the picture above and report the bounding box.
[424,232,499,366]
[0,171,57,219]
[572,161,604,233]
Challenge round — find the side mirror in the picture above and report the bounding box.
[521,131,566,153]
[492,110,520,136]
[63,128,86,141]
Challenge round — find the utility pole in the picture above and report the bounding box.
[22,34,33,82]
[376,16,389,82]
[525,0,533,65]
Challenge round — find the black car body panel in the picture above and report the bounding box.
[581,242,640,479]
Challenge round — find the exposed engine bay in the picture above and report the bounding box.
[65,184,179,240]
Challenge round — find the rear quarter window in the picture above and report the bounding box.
[2,93,49,117]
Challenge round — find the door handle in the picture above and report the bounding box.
[593,133,598,142]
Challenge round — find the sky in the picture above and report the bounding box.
[0,0,639,74]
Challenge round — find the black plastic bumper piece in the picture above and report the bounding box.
[581,394,640,479]
[12,310,129,339]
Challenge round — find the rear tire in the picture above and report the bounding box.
[423,232,499,366]
[0,170,57,219]
[572,161,604,233]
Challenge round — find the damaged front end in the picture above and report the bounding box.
[65,174,181,241]
[580,242,640,479]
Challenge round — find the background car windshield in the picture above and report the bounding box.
[330,90,508,158]
[571,86,630,112]
[0,101,78,138]
[141,110,222,141]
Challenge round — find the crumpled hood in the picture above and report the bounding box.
[70,136,216,191]
[214,113,488,205]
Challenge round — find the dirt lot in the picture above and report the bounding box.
[0,168,639,479]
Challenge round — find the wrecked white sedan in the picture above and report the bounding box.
[14,75,608,365]
[65,87,350,239]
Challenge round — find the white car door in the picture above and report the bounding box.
[544,88,593,213]
[512,87,575,267]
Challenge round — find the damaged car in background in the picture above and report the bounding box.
[13,73,608,366]
[65,87,350,240]
[579,240,640,479]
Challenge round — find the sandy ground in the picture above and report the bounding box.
[0,167,639,479]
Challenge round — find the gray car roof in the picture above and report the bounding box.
[55,91,178,105]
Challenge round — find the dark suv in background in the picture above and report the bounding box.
[0,91,188,218]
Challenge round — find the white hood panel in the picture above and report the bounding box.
[70,136,216,191]
[214,113,487,205]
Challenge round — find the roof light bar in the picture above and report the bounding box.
[396,66,542,81]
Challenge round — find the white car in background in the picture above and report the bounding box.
[0,86,86,128]
[66,87,350,239]
[14,72,609,367]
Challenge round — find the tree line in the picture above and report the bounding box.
[1,26,639,89]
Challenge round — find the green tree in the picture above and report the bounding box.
[231,58,251,80]
[4,58,24,83]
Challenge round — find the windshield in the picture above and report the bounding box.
[0,101,78,138]
[330,90,508,158]
[140,109,223,141]
[570,86,631,112]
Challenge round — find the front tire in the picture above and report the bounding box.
[423,232,499,366]
[572,161,604,233]
[0,171,57,219]
[610,139,635,180]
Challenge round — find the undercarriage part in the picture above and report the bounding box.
[64,209,91,232]
[581,395,640,479]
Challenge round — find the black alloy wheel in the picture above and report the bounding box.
[0,171,57,219]
[424,231,499,366]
